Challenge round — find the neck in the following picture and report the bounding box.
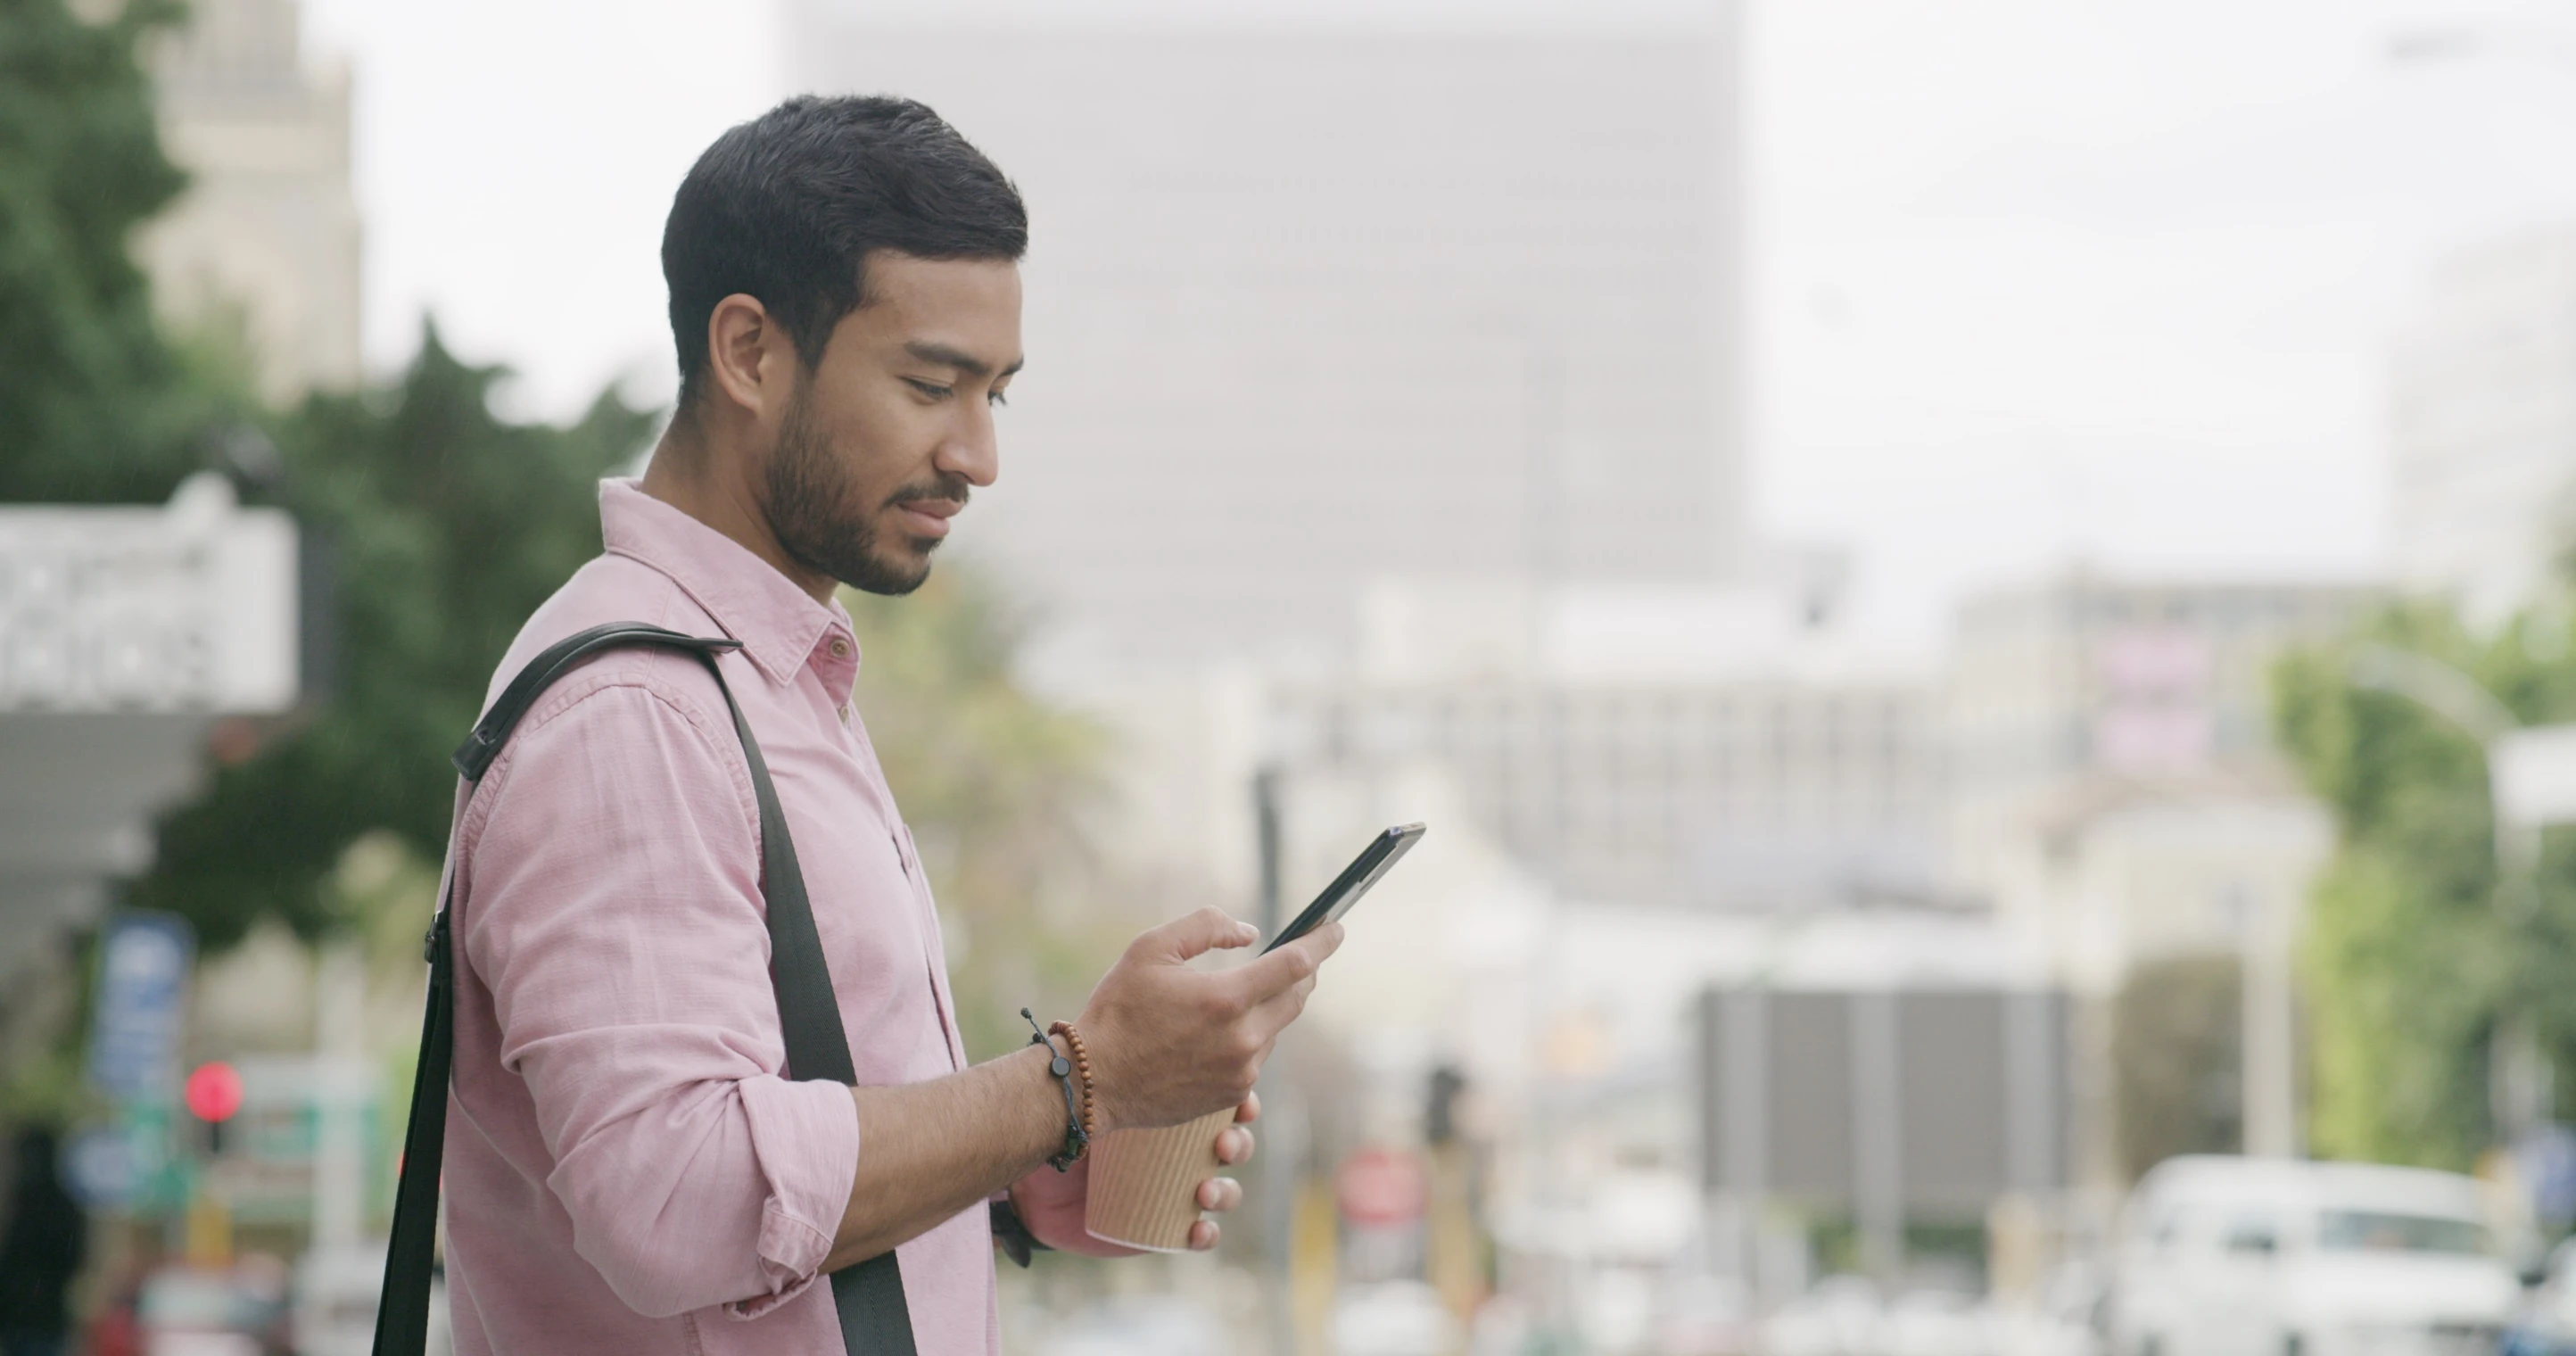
[639,418,838,604]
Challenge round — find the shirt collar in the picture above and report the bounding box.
[598,478,856,688]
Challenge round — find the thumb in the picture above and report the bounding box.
[1139,907,1260,963]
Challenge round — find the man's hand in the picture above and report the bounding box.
[826,909,1334,1272]
[1012,1093,1260,1254]
[1076,908,1343,1133]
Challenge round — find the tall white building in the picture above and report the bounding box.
[139,0,361,403]
[788,4,1748,663]
[2390,227,2576,627]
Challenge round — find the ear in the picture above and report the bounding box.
[704,294,796,423]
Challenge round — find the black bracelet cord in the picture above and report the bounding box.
[1022,1007,1090,1170]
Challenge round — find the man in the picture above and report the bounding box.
[440,95,1342,1354]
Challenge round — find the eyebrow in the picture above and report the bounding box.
[904,341,1024,380]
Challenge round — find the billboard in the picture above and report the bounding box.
[1697,987,2071,1214]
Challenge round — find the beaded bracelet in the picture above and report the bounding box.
[1021,1008,1091,1170]
[1047,1019,1099,1147]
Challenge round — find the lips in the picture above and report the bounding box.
[894,496,962,539]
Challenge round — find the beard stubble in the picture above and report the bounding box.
[765,383,967,597]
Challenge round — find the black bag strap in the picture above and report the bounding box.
[373,621,916,1356]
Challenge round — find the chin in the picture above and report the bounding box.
[844,545,937,597]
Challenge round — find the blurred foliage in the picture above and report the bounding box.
[2112,953,2242,1182]
[131,332,653,947]
[842,571,1145,1061]
[0,0,244,501]
[2275,598,2576,1167]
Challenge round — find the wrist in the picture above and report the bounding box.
[1019,1009,1093,1170]
[1045,1019,1101,1145]
[1071,1012,1124,1133]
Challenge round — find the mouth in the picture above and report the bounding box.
[891,495,963,541]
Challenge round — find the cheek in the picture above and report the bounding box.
[829,387,945,481]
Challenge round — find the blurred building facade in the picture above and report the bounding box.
[1944,573,2366,1187]
[2390,227,2576,628]
[1270,581,1939,912]
[1945,571,2365,904]
[137,0,361,403]
[789,3,1748,665]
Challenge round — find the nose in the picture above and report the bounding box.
[936,404,999,489]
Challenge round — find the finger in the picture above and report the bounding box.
[1217,1126,1256,1165]
[1140,907,1260,964]
[1245,972,1318,1042]
[1226,922,1342,1005]
[1189,1219,1220,1251]
[1197,1177,1244,1212]
[1235,1091,1261,1125]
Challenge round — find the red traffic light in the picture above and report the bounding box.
[184,1061,244,1123]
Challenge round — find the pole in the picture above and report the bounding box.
[2232,884,2298,1158]
[1851,991,1904,1289]
[1254,765,1295,1356]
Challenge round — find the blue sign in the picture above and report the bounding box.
[87,912,194,1102]
[2518,1123,2576,1228]
[62,1124,135,1210]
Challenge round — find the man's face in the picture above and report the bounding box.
[764,251,1023,595]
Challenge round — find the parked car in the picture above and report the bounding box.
[2110,1155,2519,1356]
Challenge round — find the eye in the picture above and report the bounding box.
[987,388,1010,408]
[903,378,952,401]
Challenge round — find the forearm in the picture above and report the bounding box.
[822,1043,1068,1272]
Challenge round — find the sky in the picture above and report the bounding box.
[294,0,2576,648]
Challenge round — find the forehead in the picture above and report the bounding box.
[834,252,1023,366]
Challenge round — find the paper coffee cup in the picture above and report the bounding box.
[1083,1105,1238,1253]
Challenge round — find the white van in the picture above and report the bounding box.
[2110,1155,2519,1356]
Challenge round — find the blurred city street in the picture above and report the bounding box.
[12,0,2576,1353]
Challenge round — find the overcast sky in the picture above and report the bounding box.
[297,0,2576,647]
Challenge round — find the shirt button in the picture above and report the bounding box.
[828,638,851,658]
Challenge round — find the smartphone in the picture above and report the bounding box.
[1261,823,1427,954]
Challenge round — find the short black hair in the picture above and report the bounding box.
[662,95,1026,412]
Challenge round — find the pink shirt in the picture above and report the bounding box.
[441,479,995,1355]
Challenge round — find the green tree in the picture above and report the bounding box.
[130,331,654,947]
[0,0,236,502]
[2275,599,2576,1167]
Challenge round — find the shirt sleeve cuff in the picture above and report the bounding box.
[724,1075,860,1320]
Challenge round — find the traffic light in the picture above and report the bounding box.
[185,1060,243,1155]
[1426,1063,1466,1145]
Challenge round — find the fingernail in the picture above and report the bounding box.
[1238,922,1259,940]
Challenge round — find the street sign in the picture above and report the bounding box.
[186,1062,244,1123]
[2518,1123,2576,1228]
[1337,1146,1430,1228]
[0,474,299,713]
[62,1125,135,1210]
[87,912,194,1102]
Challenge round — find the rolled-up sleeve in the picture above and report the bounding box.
[457,675,858,1319]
